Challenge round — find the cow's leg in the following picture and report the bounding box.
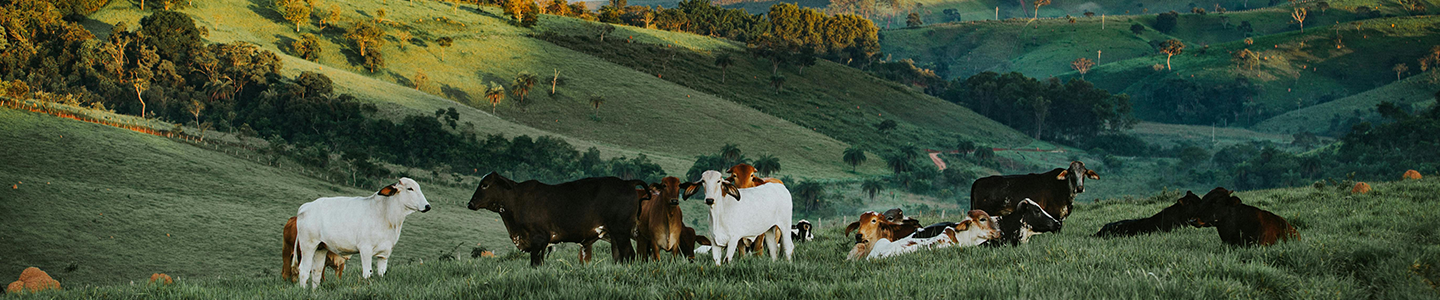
[358,247,375,279]
[580,241,595,264]
[526,236,548,267]
[375,249,392,277]
[723,237,741,264]
[765,227,781,261]
[308,249,326,286]
[612,230,636,263]
[781,225,796,261]
[635,237,653,261]
[711,244,724,265]
[295,240,320,288]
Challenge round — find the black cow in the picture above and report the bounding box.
[986,199,1063,246]
[790,220,814,243]
[1094,191,1206,238]
[467,173,648,266]
[971,161,1099,221]
[1188,187,1300,246]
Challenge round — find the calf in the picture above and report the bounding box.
[844,211,924,260]
[791,220,814,243]
[467,173,648,266]
[987,199,1063,246]
[293,178,431,288]
[1188,188,1300,246]
[281,216,347,283]
[679,226,710,261]
[971,161,1099,221]
[1094,191,1205,237]
[636,177,697,261]
[691,170,794,264]
[864,210,1001,259]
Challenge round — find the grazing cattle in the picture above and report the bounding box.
[1095,191,1206,238]
[864,210,1001,259]
[690,170,794,264]
[987,199,1063,246]
[1188,188,1300,246]
[293,178,431,288]
[971,161,1099,221]
[844,211,924,260]
[726,163,783,188]
[636,177,697,261]
[282,216,347,283]
[791,220,814,242]
[467,173,648,266]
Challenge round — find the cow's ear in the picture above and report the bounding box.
[681,182,699,200]
[844,222,860,235]
[1086,170,1100,180]
[378,185,399,196]
[724,184,741,201]
[1055,170,1070,180]
[1226,196,1242,206]
[957,220,973,231]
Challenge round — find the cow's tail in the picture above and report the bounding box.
[628,180,651,201]
[291,238,302,270]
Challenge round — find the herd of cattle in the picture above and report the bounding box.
[277,161,1298,289]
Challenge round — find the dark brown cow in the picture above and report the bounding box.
[1095,191,1207,238]
[971,161,1099,221]
[467,173,649,266]
[1188,188,1300,246]
[281,217,346,282]
[636,177,699,261]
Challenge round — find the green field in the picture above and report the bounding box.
[1253,75,1439,134]
[5,108,1437,297]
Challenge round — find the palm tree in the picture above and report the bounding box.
[861,179,884,200]
[753,154,781,177]
[885,153,910,174]
[792,181,825,211]
[719,144,742,166]
[898,143,921,162]
[588,94,605,116]
[484,82,506,114]
[511,72,538,111]
[842,146,867,172]
[769,74,786,94]
[715,53,734,83]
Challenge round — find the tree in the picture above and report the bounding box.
[1130,23,1145,35]
[435,37,454,61]
[956,139,976,155]
[376,8,387,22]
[292,33,322,61]
[414,69,430,92]
[1237,20,1253,35]
[753,154,781,177]
[769,74,786,94]
[319,4,341,29]
[720,143,743,165]
[884,152,910,174]
[1155,11,1179,33]
[393,31,412,50]
[1233,48,1259,70]
[511,72,538,110]
[598,24,616,42]
[277,0,312,32]
[484,81,506,113]
[546,0,569,16]
[1071,57,1095,79]
[588,94,605,116]
[861,179,883,200]
[1418,45,1440,84]
[1395,63,1409,81]
[1159,39,1185,71]
[876,119,897,134]
[906,12,922,28]
[1032,0,1050,19]
[715,53,734,83]
[1291,7,1307,33]
[842,146,867,171]
[345,22,385,57]
[943,8,961,22]
[1316,1,1329,14]
[1024,96,1050,139]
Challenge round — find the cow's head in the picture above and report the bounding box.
[727,164,759,188]
[1014,198,1062,232]
[843,211,913,246]
[650,176,689,205]
[1055,161,1100,194]
[1160,191,1208,224]
[955,210,1001,240]
[696,170,740,206]
[1188,187,1238,228]
[794,220,814,241]
[379,177,431,213]
[468,172,517,211]
[882,208,905,222]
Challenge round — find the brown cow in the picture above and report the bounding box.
[971,161,1099,221]
[282,216,347,282]
[844,211,923,259]
[636,177,699,261]
[726,163,782,188]
[1188,188,1300,246]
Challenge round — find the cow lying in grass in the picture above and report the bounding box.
[862,210,1001,260]
[986,199,1063,246]
[1094,191,1206,238]
[1188,188,1300,246]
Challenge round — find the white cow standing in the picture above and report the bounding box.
[691,170,794,265]
[293,178,431,288]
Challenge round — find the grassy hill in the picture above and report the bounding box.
[10,126,1438,298]
[1253,74,1438,134]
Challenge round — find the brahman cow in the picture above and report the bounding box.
[636,177,697,261]
[1188,187,1300,246]
[971,161,1099,222]
[844,211,924,260]
[292,178,431,288]
[861,210,1001,259]
[467,173,648,266]
[986,199,1063,246]
[1095,191,1205,237]
[690,170,794,264]
[282,216,347,283]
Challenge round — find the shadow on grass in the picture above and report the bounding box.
[244,0,289,24]
[273,34,297,54]
[441,84,474,105]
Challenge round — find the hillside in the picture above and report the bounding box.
[11,144,1439,297]
[85,0,1032,179]
[1253,74,1438,134]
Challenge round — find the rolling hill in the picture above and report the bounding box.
[1253,74,1439,134]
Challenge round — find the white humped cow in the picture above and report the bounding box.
[688,170,794,265]
[292,178,431,288]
